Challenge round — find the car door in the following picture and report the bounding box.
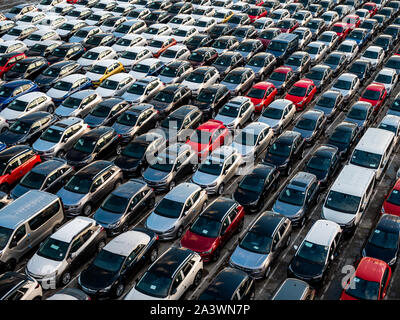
[126,191,144,224]
[90,175,105,203]
[170,270,185,299]
[9,223,30,259]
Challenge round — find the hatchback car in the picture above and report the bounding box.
[214,96,255,130]
[47,74,92,105]
[3,57,48,82]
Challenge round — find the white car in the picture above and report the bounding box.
[168,14,195,29]
[118,46,153,70]
[0,40,27,54]
[305,41,329,64]
[171,25,199,43]
[111,34,147,52]
[378,114,400,145]
[355,8,371,21]
[258,99,296,134]
[0,272,43,300]
[318,31,340,51]
[95,73,135,98]
[54,90,102,119]
[142,23,172,40]
[182,66,220,96]
[121,76,164,103]
[2,24,38,41]
[113,19,147,38]
[46,74,91,102]
[321,11,340,28]
[147,36,176,56]
[193,17,217,33]
[18,11,47,25]
[100,16,127,32]
[214,96,255,130]
[374,68,398,94]
[159,45,190,64]
[55,19,87,39]
[85,10,113,26]
[253,17,275,33]
[23,29,60,47]
[129,58,164,80]
[330,72,360,102]
[270,9,290,24]
[361,45,385,69]
[293,27,313,49]
[336,40,359,63]
[38,15,67,30]
[293,10,313,26]
[77,46,118,70]
[124,247,203,300]
[84,59,124,85]
[36,0,66,12]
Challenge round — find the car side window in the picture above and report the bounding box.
[12,224,26,244]
[171,270,184,293]
[70,237,83,254]
[221,216,230,234]
[81,228,94,243]
[6,158,20,174]
[91,177,103,192]
[181,260,194,277]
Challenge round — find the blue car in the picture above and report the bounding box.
[46,74,93,105]
[0,80,39,110]
[347,28,370,48]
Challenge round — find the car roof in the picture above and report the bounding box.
[314,144,338,158]
[289,171,316,190]
[201,197,236,222]
[104,230,151,257]
[17,111,50,124]
[81,126,114,140]
[76,160,113,178]
[202,267,248,299]
[273,278,310,300]
[353,127,394,154]
[251,211,285,237]
[149,247,193,278]
[32,159,67,175]
[111,179,147,199]
[378,214,400,233]
[51,217,95,243]
[164,182,200,203]
[0,272,30,299]
[356,257,388,282]
[269,99,293,109]
[51,117,82,130]
[304,219,341,246]
[61,74,88,83]
[380,114,400,127]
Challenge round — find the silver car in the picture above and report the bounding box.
[304,41,329,65]
[145,182,208,240]
[181,66,220,96]
[258,99,296,135]
[229,211,292,279]
[121,76,164,103]
[25,217,107,287]
[191,146,242,195]
[118,46,153,71]
[158,60,193,85]
[32,117,89,159]
[54,90,102,119]
[215,96,255,130]
[95,73,135,98]
[330,72,360,102]
[111,34,147,53]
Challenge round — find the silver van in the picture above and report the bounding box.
[0,190,65,272]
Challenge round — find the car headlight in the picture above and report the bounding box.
[202,247,213,254]
[108,221,121,229]
[166,226,175,233]
[381,206,385,214]
[389,257,397,265]
[99,284,113,293]
[208,182,218,187]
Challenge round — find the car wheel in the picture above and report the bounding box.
[82,203,92,216]
[201,200,207,212]
[114,282,125,298]
[218,183,224,195]
[285,234,291,248]
[286,165,292,176]
[140,166,146,175]
[48,106,54,113]
[0,127,6,133]
[52,224,61,233]
[56,150,65,158]
[0,183,9,193]
[115,144,122,155]
[61,271,71,286]
[192,164,198,173]
[212,248,220,262]
[5,259,16,272]
[193,270,202,286]
[236,219,244,234]
[264,266,271,278]
[97,239,106,252]
[169,180,176,191]
[176,226,183,239]
[148,197,155,208]
[150,247,158,262]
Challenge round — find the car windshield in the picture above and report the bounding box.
[325,190,361,214]
[62,97,82,109]
[117,113,138,126]
[59,23,74,31]
[329,127,352,144]
[350,31,364,40]
[297,240,327,265]
[345,277,380,300]
[307,69,324,81]
[190,216,221,238]
[37,238,69,262]
[247,56,266,67]
[160,65,178,77]
[74,29,89,38]
[190,130,211,144]
[40,127,63,143]
[386,58,400,70]
[278,187,305,206]
[53,47,69,57]
[127,83,145,95]
[154,90,174,103]
[219,104,239,117]
[213,39,229,49]
[82,51,100,60]
[100,79,119,90]
[149,155,174,172]
[93,249,125,273]
[316,96,336,109]
[0,226,13,250]
[214,56,232,66]
[162,49,178,58]
[155,198,183,218]
[89,65,107,75]
[386,188,400,206]
[375,74,392,84]
[363,50,378,59]
[198,158,223,176]
[247,88,266,99]
[11,62,28,74]
[347,107,367,120]
[9,120,31,134]
[268,41,287,52]
[19,171,46,189]
[196,89,215,103]
[132,63,150,73]
[306,46,319,55]
[27,34,42,41]
[120,50,138,60]
[349,62,366,74]
[0,86,14,98]
[262,106,283,119]
[259,30,276,40]
[269,141,291,157]
[334,79,352,90]
[223,73,241,84]
[319,34,333,42]
[240,230,272,254]
[296,117,316,131]
[101,194,129,214]
[307,155,331,172]
[64,175,92,194]
[233,28,248,37]
[161,116,183,130]
[288,85,307,97]
[7,99,28,112]
[149,40,164,48]
[238,174,265,193]
[136,271,172,298]
[286,56,302,67]
[325,55,341,65]
[74,137,96,153]
[53,80,72,91]
[186,72,205,83]
[369,228,398,250]
[338,44,354,53]
[122,142,147,159]
[269,71,286,81]
[42,66,61,77]
[332,25,344,33]
[234,131,258,146]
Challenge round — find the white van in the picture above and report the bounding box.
[349,127,395,180]
[322,165,376,232]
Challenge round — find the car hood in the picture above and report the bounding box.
[122,93,143,103]
[293,127,313,139]
[273,200,302,217]
[322,206,356,225]
[191,171,218,186]
[84,114,105,127]
[55,106,76,117]
[47,88,68,100]
[214,114,235,126]
[66,149,92,163]
[33,139,57,152]
[233,187,260,205]
[364,244,397,264]
[35,75,57,86]
[94,208,123,226]
[290,255,325,279]
[230,246,268,269]
[143,167,170,183]
[114,155,140,170]
[267,79,284,89]
[80,264,119,291]
[112,122,132,135]
[259,117,280,128]
[181,231,216,253]
[231,142,254,157]
[85,72,103,82]
[221,82,239,92]
[247,65,262,74]
[181,81,201,91]
[146,211,177,233]
[159,75,177,84]
[0,130,25,145]
[129,71,146,80]
[10,183,31,199]
[0,108,22,121]
[27,254,63,277]
[56,188,87,206]
[264,153,287,166]
[124,288,163,300]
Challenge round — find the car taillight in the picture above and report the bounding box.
[156,235,159,241]
[35,283,40,289]
[117,134,121,138]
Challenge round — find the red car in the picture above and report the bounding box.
[343,14,361,30]
[0,52,26,78]
[331,22,351,41]
[180,198,245,262]
[0,146,41,192]
[381,178,400,216]
[363,2,378,16]
[247,6,268,23]
[186,119,229,160]
[340,257,391,300]
[359,83,387,113]
[284,79,316,111]
[245,81,277,112]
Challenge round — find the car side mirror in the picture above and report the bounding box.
[70,252,77,259]
[171,288,177,295]
[293,245,298,251]
[9,239,18,248]
[330,254,334,261]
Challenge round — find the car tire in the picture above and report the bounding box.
[264,266,271,279]
[48,106,54,113]
[115,144,122,155]
[0,183,9,193]
[285,234,291,248]
[236,219,244,234]
[169,180,176,191]
[52,224,61,233]
[193,270,202,287]
[33,296,42,300]
[5,259,16,272]
[212,248,221,262]
[97,238,106,252]
[114,282,125,298]
[56,150,65,158]
[150,247,158,263]
[60,271,71,286]
[82,203,92,216]
[218,183,224,195]
[176,226,183,239]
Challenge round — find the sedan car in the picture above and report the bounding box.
[374,68,398,95]
[3,57,49,82]
[46,74,92,105]
[361,45,385,69]
[293,110,327,144]
[305,144,340,186]
[330,72,360,103]
[34,61,82,91]
[215,96,255,130]
[54,90,102,119]
[327,121,360,159]
[359,83,387,113]
[258,99,296,134]
[220,67,255,96]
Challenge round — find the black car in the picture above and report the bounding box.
[383,24,400,42]
[378,7,395,22]
[0,112,56,147]
[233,163,279,213]
[198,267,255,300]
[313,90,344,121]
[83,33,117,50]
[304,64,333,92]
[149,84,192,116]
[232,26,257,42]
[188,47,219,67]
[293,110,327,145]
[184,34,214,51]
[327,121,360,159]
[157,105,203,144]
[236,39,264,61]
[194,84,231,119]
[25,42,61,58]
[48,288,91,300]
[211,51,245,79]
[84,98,130,128]
[143,10,171,26]
[373,34,395,52]
[362,214,400,267]
[3,57,48,81]
[10,158,74,199]
[94,181,156,236]
[305,144,340,186]
[211,36,240,54]
[34,61,83,91]
[167,1,193,17]
[263,131,305,175]
[348,59,373,84]
[113,132,165,177]
[208,23,233,39]
[65,126,122,168]
[78,227,159,298]
[47,43,86,64]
